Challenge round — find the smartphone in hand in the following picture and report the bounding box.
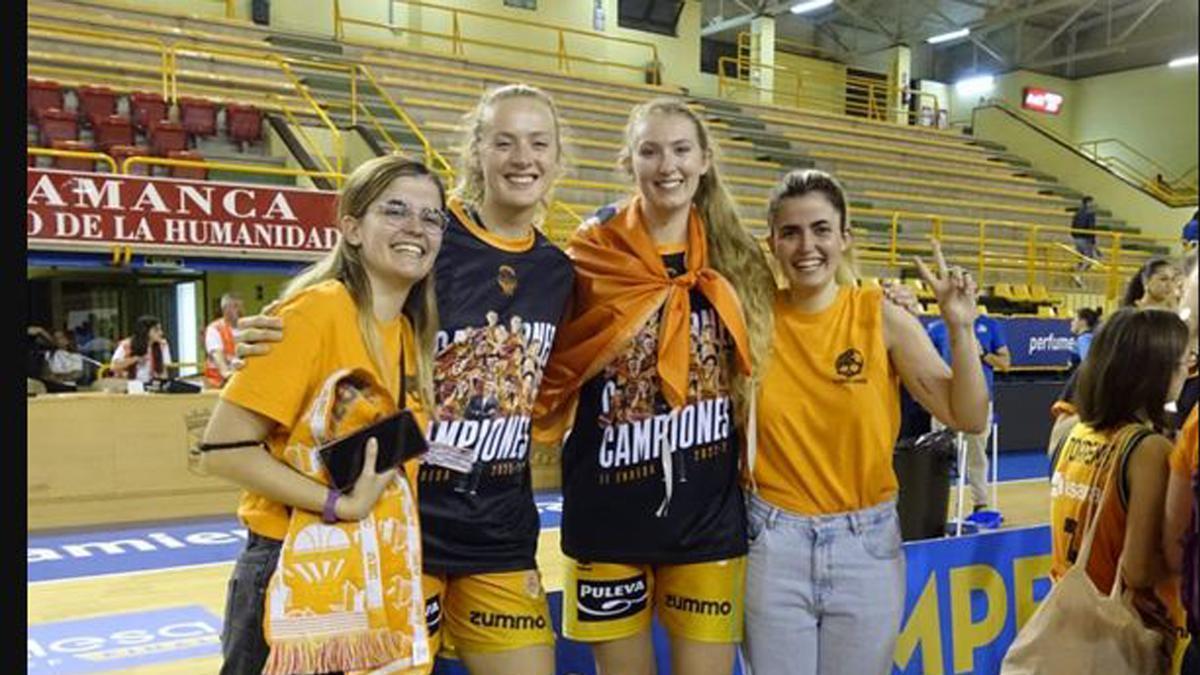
[317,410,428,492]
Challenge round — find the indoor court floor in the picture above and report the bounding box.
[27,452,1053,674]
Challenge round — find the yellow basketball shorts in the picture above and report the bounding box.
[423,569,555,655]
[562,556,746,643]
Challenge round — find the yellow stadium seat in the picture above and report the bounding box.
[993,283,1014,300]
[1029,284,1052,303]
[1037,305,1057,317]
[976,304,988,315]
[1010,284,1033,301]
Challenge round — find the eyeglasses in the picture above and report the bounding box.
[374,200,449,234]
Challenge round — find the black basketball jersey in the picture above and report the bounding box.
[419,200,574,575]
[560,251,748,564]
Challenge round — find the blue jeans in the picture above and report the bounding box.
[220,532,282,675]
[741,493,906,675]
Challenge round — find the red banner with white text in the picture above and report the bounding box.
[27,169,340,260]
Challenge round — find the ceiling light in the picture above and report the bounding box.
[790,0,835,15]
[1168,55,1198,68]
[955,74,995,96]
[928,28,970,44]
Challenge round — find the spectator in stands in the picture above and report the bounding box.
[1123,257,1182,311]
[233,84,574,675]
[1048,307,1190,672]
[1182,209,1198,249]
[926,311,1011,513]
[1174,252,1199,426]
[1163,254,1199,675]
[26,325,54,382]
[109,315,172,384]
[1069,307,1102,368]
[1071,195,1100,288]
[204,292,243,388]
[200,155,444,674]
[743,169,988,675]
[534,97,777,675]
[44,328,84,388]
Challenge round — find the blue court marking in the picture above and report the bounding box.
[29,494,565,583]
[996,449,1051,481]
[27,605,221,674]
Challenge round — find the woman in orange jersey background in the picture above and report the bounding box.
[742,169,989,675]
[1047,307,1190,673]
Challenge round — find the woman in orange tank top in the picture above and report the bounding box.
[742,169,990,675]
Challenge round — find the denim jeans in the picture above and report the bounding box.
[741,493,906,675]
[220,532,282,675]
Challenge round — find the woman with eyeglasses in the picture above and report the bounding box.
[200,155,445,674]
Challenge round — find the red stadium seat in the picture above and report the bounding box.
[38,108,79,146]
[150,121,187,156]
[50,140,96,172]
[28,79,64,121]
[179,97,217,136]
[226,104,262,143]
[107,144,151,175]
[168,150,208,180]
[76,85,118,127]
[129,92,168,132]
[95,115,134,152]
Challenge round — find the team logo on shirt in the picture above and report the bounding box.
[497,265,518,297]
[424,596,442,635]
[834,347,865,382]
[576,575,649,621]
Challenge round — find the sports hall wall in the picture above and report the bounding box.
[949,63,1199,178]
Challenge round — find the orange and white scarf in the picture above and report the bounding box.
[262,368,430,675]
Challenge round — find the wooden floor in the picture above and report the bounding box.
[27,480,1051,673]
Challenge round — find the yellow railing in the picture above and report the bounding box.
[119,155,345,184]
[1078,138,1198,207]
[717,55,914,123]
[353,64,456,181]
[332,0,662,85]
[842,204,1175,300]
[28,147,119,173]
[27,20,173,100]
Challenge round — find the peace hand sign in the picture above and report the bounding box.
[914,239,979,328]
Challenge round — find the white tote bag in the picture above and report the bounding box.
[1001,426,1164,675]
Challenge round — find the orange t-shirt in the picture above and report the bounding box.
[1050,421,1184,628]
[1169,407,1198,481]
[221,280,422,540]
[753,286,901,515]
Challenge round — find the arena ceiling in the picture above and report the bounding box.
[700,0,1200,80]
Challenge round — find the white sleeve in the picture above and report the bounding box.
[204,325,224,353]
[163,342,173,365]
[111,342,127,363]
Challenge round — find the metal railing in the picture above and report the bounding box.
[332,0,662,85]
[1078,138,1198,207]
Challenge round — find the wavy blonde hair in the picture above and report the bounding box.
[283,154,441,408]
[619,97,776,423]
[454,83,567,220]
[766,168,859,287]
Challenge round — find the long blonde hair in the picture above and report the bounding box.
[766,168,859,287]
[619,97,776,422]
[283,154,441,408]
[454,83,567,218]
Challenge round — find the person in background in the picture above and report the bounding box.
[1048,307,1191,674]
[1122,257,1182,311]
[1182,209,1198,250]
[204,293,244,388]
[1071,195,1100,288]
[110,315,172,384]
[926,312,1011,513]
[1070,307,1102,369]
[44,328,85,388]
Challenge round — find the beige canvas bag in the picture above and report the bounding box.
[1001,425,1164,675]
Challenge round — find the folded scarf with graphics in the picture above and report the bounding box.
[533,196,752,445]
[262,367,430,675]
